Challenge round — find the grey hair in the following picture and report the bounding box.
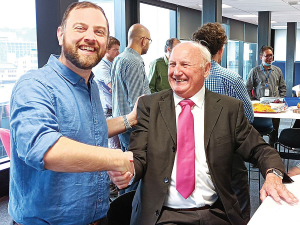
[189,41,211,67]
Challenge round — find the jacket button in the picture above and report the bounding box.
[164,178,169,183]
[155,210,160,216]
[172,146,176,152]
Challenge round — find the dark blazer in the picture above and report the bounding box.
[129,88,285,225]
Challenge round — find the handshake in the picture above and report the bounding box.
[108,151,135,189]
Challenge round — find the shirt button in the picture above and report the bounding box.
[98,172,101,176]
[94,119,97,123]
[80,79,84,82]
[155,210,160,216]
[98,199,101,203]
[164,178,169,183]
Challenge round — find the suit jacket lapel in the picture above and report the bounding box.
[204,89,223,150]
[159,90,177,145]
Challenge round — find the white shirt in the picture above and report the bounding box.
[164,86,218,208]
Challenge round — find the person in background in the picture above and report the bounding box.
[109,42,297,225]
[192,22,253,222]
[93,36,120,149]
[111,23,151,152]
[93,36,121,198]
[9,2,134,224]
[148,38,181,93]
[246,46,287,147]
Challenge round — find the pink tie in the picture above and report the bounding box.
[176,99,195,199]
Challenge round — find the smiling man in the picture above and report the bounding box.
[9,2,135,225]
[110,42,297,225]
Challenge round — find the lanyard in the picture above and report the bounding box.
[260,64,272,87]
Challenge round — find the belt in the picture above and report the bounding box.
[162,205,210,212]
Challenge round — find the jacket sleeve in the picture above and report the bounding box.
[129,97,150,182]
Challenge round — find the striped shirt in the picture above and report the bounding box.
[111,47,151,149]
[205,60,254,123]
[246,64,287,100]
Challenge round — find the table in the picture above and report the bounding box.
[248,175,300,225]
[254,107,300,120]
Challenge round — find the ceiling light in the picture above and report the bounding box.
[288,1,300,5]
[196,4,232,9]
[222,4,232,8]
[233,15,258,18]
[272,26,287,29]
[271,21,277,24]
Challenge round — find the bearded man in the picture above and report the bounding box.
[9,2,135,225]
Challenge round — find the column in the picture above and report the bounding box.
[202,0,222,25]
[258,11,271,64]
[285,22,297,97]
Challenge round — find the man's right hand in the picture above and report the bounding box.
[108,151,135,189]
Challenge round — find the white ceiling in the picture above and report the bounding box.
[162,0,300,29]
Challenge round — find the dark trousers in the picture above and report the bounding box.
[156,199,231,225]
[12,217,108,225]
[269,118,280,147]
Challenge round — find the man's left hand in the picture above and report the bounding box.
[260,173,298,204]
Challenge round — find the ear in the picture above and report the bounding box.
[203,61,211,79]
[218,46,224,57]
[167,47,171,53]
[57,26,64,46]
[259,55,263,60]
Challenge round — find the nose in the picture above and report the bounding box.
[84,28,96,43]
[173,64,183,76]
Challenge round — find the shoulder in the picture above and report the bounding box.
[206,89,242,106]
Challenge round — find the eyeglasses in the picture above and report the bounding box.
[140,37,152,44]
[263,54,273,58]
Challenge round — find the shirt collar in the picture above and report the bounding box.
[173,85,205,109]
[102,57,112,66]
[163,55,169,65]
[125,47,143,61]
[47,54,94,85]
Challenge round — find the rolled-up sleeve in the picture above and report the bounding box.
[10,77,62,171]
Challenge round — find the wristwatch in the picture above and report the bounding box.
[266,168,283,179]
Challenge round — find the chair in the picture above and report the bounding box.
[107,190,135,225]
[252,117,274,139]
[0,128,10,158]
[275,128,300,172]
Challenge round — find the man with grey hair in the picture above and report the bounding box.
[109,42,297,225]
[148,38,180,93]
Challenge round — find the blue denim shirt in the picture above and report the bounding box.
[9,55,110,224]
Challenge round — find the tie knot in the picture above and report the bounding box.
[179,99,194,108]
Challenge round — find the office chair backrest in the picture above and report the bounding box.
[0,128,10,158]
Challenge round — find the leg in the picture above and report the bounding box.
[269,118,280,147]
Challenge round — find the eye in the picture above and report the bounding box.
[182,63,190,68]
[95,29,106,36]
[74,26,85,32]
[168,63,175,68]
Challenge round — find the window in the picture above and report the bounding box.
[140,3,176,76]
[0,0,37,159]
[243,42,257,81]
[227,40,240,74]
[80,0,115,37]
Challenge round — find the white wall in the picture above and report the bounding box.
[274,29,300,61]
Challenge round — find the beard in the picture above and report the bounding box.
[62,37,105,70]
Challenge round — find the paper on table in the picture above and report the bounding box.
[248,175,300,225]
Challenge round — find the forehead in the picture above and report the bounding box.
[170,44,201,63]
[66,7,107,29]
[263,49,273,55]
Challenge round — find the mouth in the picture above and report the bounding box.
[79,45,96,52]
[173,78,186,82]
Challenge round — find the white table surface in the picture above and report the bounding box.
[254,106,300,119]
[248,175,300,225]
